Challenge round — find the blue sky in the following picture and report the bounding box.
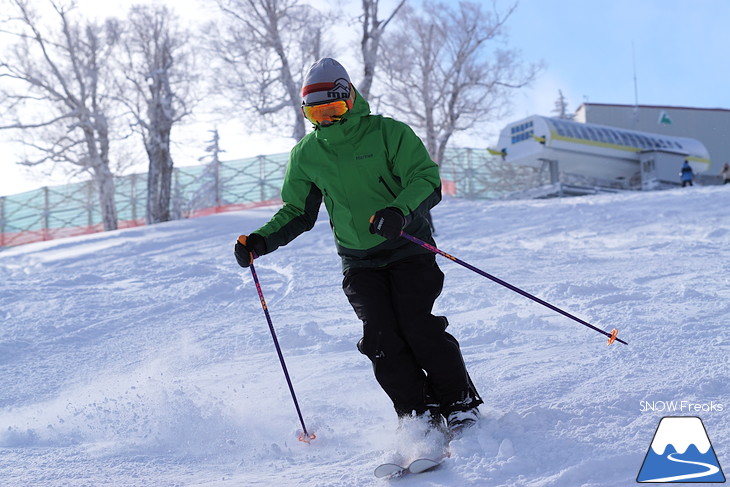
[2,0,730,196]
[505,0,730,117]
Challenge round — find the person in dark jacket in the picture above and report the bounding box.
[234,58,482,436]
[720,162,730,184]
[680,160,694,187]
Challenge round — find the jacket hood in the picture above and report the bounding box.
[312,86,371,145]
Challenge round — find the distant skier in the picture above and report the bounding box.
[234,58,482,437]
[680,160,694,187]
[721,162,730,185]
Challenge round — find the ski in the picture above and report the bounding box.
[374,463,406,479]
[409,458,443,474]
[374,458,443,479]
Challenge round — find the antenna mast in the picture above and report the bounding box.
[632,42,639,127]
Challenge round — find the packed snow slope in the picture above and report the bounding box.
[1,186,728,487]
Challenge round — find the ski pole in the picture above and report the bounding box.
[239,237,316,443]
[400,232,627,346]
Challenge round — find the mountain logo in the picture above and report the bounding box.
[326,78,350,100]
[658,110,673,125]
[637,416,726,483]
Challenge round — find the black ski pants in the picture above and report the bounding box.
[343,253,480,417]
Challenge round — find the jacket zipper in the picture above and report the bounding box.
[322,188,337,230]
[378,176,398,199]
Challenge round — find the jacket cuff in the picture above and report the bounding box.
[248,233,268,257]
[386,206,411,226]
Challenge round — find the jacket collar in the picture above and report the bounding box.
[313,87,371,145]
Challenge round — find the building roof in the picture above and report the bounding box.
[577,102,730,113]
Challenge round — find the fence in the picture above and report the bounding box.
[0,148,540,248]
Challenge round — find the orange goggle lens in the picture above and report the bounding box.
[302,99,352,126]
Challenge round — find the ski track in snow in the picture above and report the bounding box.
[1,187,729,486]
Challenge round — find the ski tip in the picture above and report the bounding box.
[374,463,406,479]
[408,458,442,474]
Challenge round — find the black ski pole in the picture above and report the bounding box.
[240,236,316,442]
[401,232,627,346]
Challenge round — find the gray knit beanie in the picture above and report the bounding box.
[301,58,351,105]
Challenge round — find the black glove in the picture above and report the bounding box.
[369,207,405,241]
[234,233,266,268]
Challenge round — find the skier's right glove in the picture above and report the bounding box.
[234,233,266,268]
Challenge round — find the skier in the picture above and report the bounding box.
[680,160,694,187]
[234,58,482,437]
[720,162,730,184]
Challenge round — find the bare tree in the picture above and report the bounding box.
[378,0,542,165]
[210,0,330,141]
[0,0,120,230]
[118,5,196,224]
[358,0,406,101]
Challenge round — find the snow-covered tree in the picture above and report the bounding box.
[192,128,224,210]
[552,89,574,120]
[118,4,196,224]
[377,0,541,165]
[0,0,120,230]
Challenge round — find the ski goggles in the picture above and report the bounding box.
[302,96,354,126]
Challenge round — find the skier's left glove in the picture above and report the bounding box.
[369,207,406,241]
[234,233,266,268]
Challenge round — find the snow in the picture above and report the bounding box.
[1,185,729,486]
[650,417,711,455]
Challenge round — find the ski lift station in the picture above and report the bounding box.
[491,115,711,194]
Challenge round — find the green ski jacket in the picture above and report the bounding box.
[253,88,442,273]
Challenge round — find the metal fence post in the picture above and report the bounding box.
[465,150,473,198]
[0,196,5,247]
[466,149,473,197]
[214,156,221,208]
[172,168,181,220]
[42,186,50,241]
[258,155,265,202]
[130,173,138,223]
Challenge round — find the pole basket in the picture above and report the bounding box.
[607,328,619,345]
[298,431,317,443]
